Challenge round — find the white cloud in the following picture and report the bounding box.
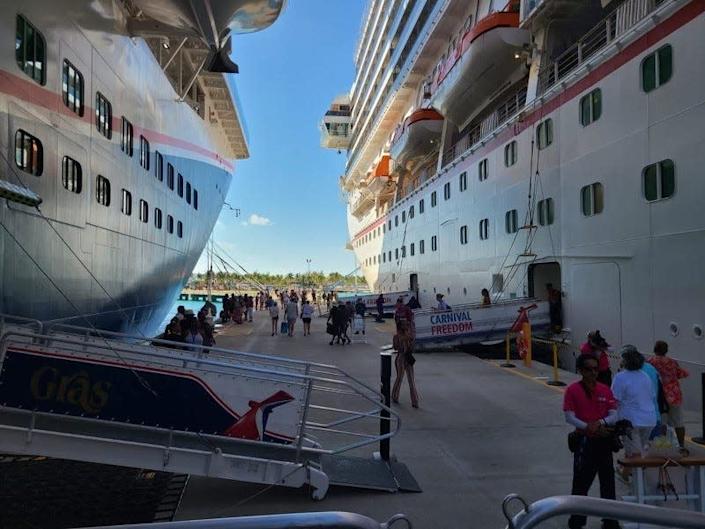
[248,213,272,226]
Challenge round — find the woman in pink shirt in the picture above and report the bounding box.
[580,330,612,386]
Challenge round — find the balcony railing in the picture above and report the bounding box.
[537,0,666,95]
[441,86,527,168]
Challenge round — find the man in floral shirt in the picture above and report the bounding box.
[647,340,689,450]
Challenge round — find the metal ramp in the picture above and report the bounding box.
[0,315,407,500]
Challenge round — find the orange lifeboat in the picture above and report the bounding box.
[428,10,529,126]
[365,154,396,194]
[389,109,444,170]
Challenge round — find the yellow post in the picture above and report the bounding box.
[547,342,567,386]
[522,321,532,368]
[500,333,515,368]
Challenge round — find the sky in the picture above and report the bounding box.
[193,1,364,276]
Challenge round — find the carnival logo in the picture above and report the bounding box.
[30,366,112,414]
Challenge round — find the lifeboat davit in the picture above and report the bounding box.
[429,10,529,126]
[389,109,444,170]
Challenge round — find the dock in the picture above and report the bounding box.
[176,311,705,528]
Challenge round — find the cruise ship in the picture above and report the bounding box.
[323,0,705,377]
[0,0,285,336]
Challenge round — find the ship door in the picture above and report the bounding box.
[409,273,418,297]
[528,262,561,300]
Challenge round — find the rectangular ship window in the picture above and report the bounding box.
[95,175,110,207]
[139,136,150,170]
[121,189,132,215]
[16,15,46,85]
[15,129,43,176]
[95,92,112,139]
[61,156,82,193]
[62,59,84,116]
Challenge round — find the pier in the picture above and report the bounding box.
[175,310,704,528]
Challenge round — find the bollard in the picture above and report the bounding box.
[501,334,516,368]
[546,342,566,387]
[379,349,392,461]
[692,372,705,445]
[523,322,532,368]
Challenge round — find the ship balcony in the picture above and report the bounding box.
[428,11,529,127]
[389,109,444,170]
[520,0,585,27]
[350,189,375,219]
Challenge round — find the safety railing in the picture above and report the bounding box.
[441,86,527,168]
[77,511,411,529]
[537,0,668,95]
[504,494,705,529]
[0,323,400,458]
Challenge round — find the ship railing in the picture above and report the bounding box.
[505,494,705,529]
[70,493,705,529]
[441,86,528,168]
[0,326,401,457]
[537,0,668,95]
[0,313,43,334]
[411,296,540,317]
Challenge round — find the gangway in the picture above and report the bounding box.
[0,315,407,500]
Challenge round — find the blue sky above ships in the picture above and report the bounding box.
[194,0,363,276]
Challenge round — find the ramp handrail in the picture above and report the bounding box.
[0,326,400,456]
[505,494,705,529]
[77,511,411,529]
[0,313,43,333]
[411,297,542,316]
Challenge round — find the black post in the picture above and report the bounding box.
[692,372,705,445]
[380,350,392,461]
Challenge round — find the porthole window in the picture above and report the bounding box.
[537,119,553,150]
[669,322,679,337]
[581,182,604,216]
[62,60,84,116]
[479,218,489,240]
[14,129,43,176]
[139,136,150,170]
[643,159,675,202]
[154,151,164,181]
[16,15,46,85]
[95,92,112,139]
[139,199,149,223]
[167,163,175,190]
[61,156,82,193]
[504,141,517,167]
[121,189,132,215]
[642,44,672,93]
[478,158,488,181]
[693,325,703,340]
[96,175,110,207]
[537,198,554,226]
[579,89,601,126]
[505,209,518,234]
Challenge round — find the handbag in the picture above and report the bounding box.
[326,323,336,335]
[568,431,581,453]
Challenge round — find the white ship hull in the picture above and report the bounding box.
[346,1,705,400]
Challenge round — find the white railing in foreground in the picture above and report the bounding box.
[505,494,705,529]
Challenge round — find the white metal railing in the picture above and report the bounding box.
[505,494,705,529]
[537,0,667,95]
[441,86,528,167]
[0,322,401,456]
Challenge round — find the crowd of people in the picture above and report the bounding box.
[163,304,216,349]
[564,334,689,529]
